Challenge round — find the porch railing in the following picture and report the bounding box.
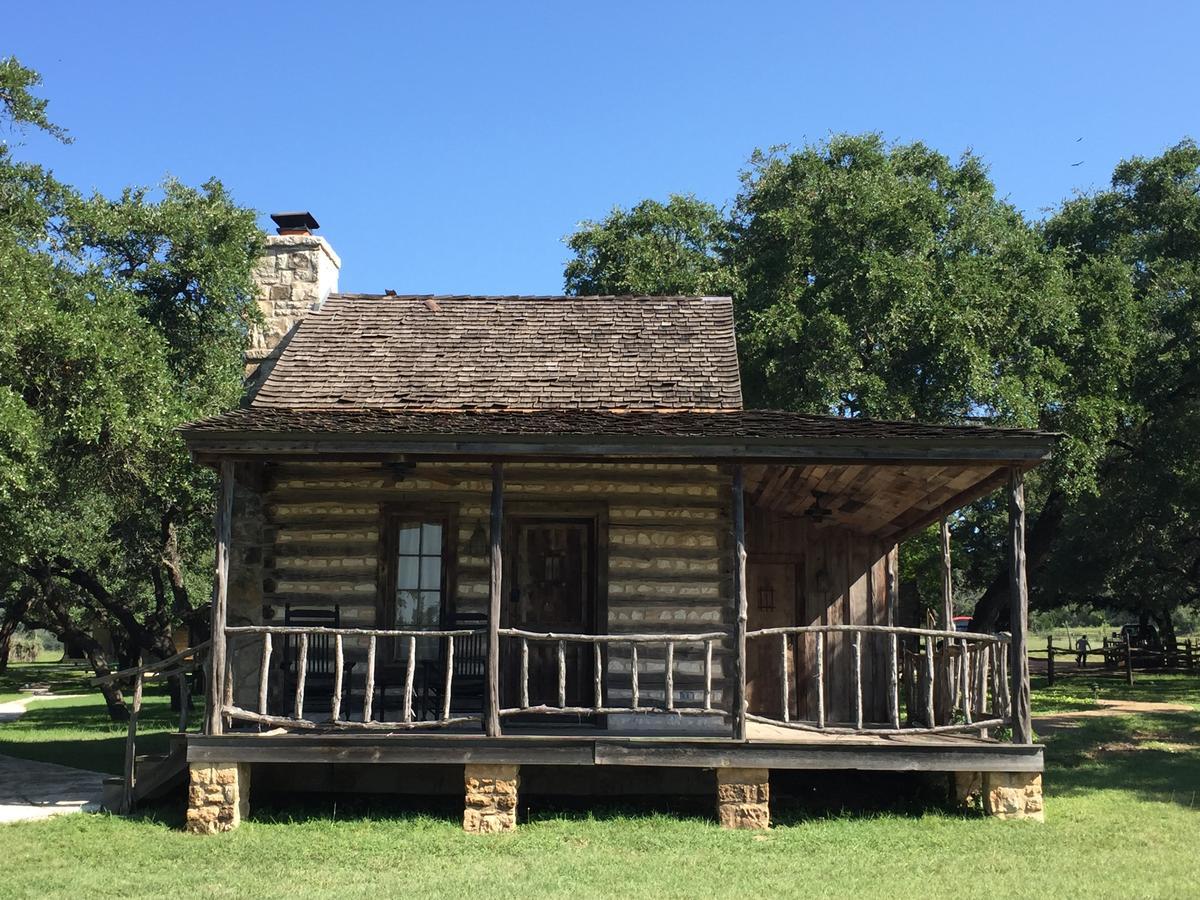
[91,640,210,812]
[497,628,727,717]
[744,624,1012,736]
[222,625,485,731]
[220,623,1012,738]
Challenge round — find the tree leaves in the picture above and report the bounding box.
[0,58,260,675]
[562,132,1197,626]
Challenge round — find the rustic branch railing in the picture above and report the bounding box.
[222,625,484,731]
[745,624,1012,737]
[218,622,1015,740]
[91,641,210,813]
[497,628,727,717]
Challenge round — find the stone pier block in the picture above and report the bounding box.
[983,772,1044,821]
[186,762,251,834]
[716,767,770,829]
[463,764,520,833]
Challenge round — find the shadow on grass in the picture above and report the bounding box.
[1042,710,1200,810]
[242,769,960,830]
[0,693,180,774]
[0,661,94,697]
[1032,674,1200,710]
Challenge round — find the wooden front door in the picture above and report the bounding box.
[504,519,596,710]
[746,561,799,718]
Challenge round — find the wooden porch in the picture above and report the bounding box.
[173,415,1052,830]
[200,454,1035,745]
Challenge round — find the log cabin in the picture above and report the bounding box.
[170,212,1049,833]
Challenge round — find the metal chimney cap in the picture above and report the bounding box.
[270,211,320,234]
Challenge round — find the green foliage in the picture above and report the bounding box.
[0,58,260,676]
[562,133,1197,628]
[564,194,738,297]
[735,140,1062,421]
[1039,141,1200,629]
[0,56,70,142]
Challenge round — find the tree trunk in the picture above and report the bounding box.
[38,589,129,721]
[970,488,1066,632]
[1152,607,1177,651]
[0,586,34,674]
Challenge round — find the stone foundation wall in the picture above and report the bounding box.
[186,762,251,834]
[716,766,770,829]
[463,763,519,833]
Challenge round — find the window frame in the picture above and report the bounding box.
[379,503,458,657]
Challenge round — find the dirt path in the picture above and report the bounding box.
[1033,698,1195,735]
[0,695,107,823]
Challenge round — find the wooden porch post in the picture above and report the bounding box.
[205,459,235,736]
[1008,467,1032,744]
[732,465,748,741]
[939,518,953,629]
[885,547,898,627]
[485,461,504,737]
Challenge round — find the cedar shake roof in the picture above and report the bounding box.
[251,294,742,411]
[183,407,1055,449]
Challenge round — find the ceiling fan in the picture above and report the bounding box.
[803,491,835,523]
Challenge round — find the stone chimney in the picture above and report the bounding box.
[245,211,341,394]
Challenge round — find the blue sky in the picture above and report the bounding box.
[7,2,1198,295]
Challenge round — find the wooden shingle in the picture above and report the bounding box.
[251,294,743,411]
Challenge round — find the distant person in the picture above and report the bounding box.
[1076,635,1091,667]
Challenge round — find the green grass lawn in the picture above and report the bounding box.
[1031,673,1200,714]
[0,658,94,704]
[0,691,177,773]
[1,666,1198,898]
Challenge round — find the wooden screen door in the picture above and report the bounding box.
[504,518,596,711]
[746,561,799,718]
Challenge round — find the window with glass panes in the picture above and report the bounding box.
[394,520,444,660]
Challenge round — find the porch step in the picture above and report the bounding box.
[130,738,189,805]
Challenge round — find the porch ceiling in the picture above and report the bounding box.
[744,461,1006,541]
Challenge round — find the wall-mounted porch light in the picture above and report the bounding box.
[757,583,776,611]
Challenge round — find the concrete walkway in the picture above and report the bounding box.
[0,695,106,823]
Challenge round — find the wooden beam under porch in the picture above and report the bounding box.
[186,727,1043,774]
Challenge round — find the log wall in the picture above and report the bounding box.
[224,463,898,725]
[227,461,732,712]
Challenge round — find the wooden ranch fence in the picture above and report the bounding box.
[1036,636,1198,687]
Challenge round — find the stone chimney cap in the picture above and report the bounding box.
[270,211,320,234]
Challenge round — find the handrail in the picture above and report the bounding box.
[498,628,724,720]
[498,628,727,643]
[223,625,486,732]
[746,624,1009,643]
[221,622,1017,740]
[92,641,210,814]
[745,624,1011,738]
[225,626,478,637]
[90,639,211,686]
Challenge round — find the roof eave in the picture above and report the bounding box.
[181,427,1056,466]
